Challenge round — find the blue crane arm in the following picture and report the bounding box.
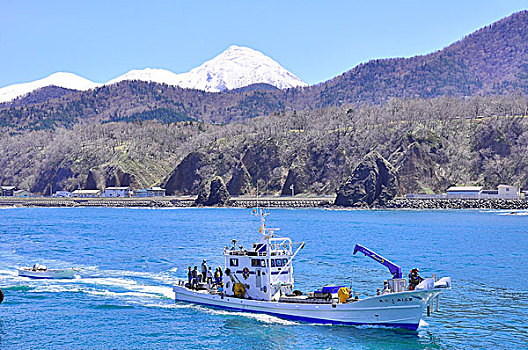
[353,244,402,279]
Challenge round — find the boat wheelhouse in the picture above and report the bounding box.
[223,230,299,301]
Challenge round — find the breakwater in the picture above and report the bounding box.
[2,196,527,209]
[387,198,528,210]
[0,196,334,208]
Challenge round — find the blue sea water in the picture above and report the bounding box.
[0,207,526,349]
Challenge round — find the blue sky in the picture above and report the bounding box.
[0,1,526,87]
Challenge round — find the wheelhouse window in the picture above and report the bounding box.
[270,259,275,267]
[251,259,261,267]
[276,259,283,267]
[230,258,239,267]
[283,258,289,265]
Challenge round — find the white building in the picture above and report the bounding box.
[102,187,131,197]
[497,185,520,199]
[72,189,101,198]
[446,186,483,198]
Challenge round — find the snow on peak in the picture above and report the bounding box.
[0,72,100,104]
[105,68,181,86]
[175,45,307,92]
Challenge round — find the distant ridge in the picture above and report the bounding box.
[0,45,306,103]
[107,45,307,92]
[0,72,100,104]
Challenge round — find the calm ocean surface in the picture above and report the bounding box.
[0,207,526,349]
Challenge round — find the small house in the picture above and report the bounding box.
[497,185,520,199]
[102,187,131,197]
[72,189,101,198]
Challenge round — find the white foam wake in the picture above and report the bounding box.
[201,306,297,325]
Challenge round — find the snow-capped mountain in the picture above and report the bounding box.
[0,45,306,103]
[176,45,306,91]
[108,45,306,92]
[105,68,182,86]
[0,72,101,104]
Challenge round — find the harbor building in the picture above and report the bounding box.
[134,187,166,197]
[102,187,132,197]
[1,186,17,196]
[53,191,72,197]
[72,189,101,198]
[446,186,483,198]
[497,185,520,199]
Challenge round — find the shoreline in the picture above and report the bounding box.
[0,196,527,210]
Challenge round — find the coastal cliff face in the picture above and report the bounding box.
[335,152,399,207]
[164,152,207,195]
[1,95,528,198]
[226,162,252,195]
[389,135,448,195]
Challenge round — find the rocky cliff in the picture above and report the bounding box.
[195,176,230,206]
[335,152,399,207]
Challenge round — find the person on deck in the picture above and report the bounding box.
[408,268,424,290]
[206,267,213,285]
[187,266,192,287]
[214,267,222,286]
[191,266,199,289]
[201,260,208,283]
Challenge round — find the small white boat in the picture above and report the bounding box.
[173,209,452,331]
[18,264,79,279]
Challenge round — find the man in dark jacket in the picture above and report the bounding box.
[201,260,208,283]
[191,266,199,289]
[408,268,424,290]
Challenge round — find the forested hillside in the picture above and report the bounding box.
[1,11,527,130]
[305,10,528,106]
[1,95,527,196]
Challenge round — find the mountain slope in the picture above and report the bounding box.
[0,72,100,104]
[303,10,528,106]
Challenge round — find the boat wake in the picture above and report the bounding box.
[1,264,176,308]
[200,306,298,325]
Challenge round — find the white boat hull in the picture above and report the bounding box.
[173,286,442,330]
[18,268,78,279]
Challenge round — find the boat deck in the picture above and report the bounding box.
[181,285,346,305]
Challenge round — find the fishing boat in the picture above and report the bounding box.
[18,264,79,279]
[173,209,451,330]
